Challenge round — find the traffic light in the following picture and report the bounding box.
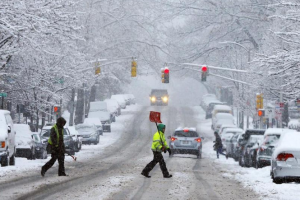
[53,106,61,113]
[258,109,265,117]
[95,62,101,75]
[256,93,263,109]
[131,60,137,77]
[201,66,208,82]
[164,67,169,83]
[161,68,165,83]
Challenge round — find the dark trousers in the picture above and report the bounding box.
[42,153,65,175]
[217,147,226,158]
[142,151,169,176]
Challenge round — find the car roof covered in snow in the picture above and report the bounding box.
[213,105,231,110]
[84,118,102,125]
[264,128,295,137]
[273,130,300,158]
[215,113,234,118]
[223,128,244,134]
[175,127,196,132]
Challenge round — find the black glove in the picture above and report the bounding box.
[167,148,171,156]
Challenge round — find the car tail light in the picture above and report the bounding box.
[171,137,177,142]
[277,153,294,161]
[183,129,189,132]
[1,141,5,148]
[195,138,201,143]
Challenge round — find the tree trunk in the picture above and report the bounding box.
[74,88,84,125]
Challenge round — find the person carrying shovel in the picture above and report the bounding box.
[141,121,172,178]
[41,117,69,177]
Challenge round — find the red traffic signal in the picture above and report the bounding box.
[201,66,207,72]
[164,68,169,74]
[258,109,265,117]
[53,106,60,113]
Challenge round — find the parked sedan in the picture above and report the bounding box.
[271,130,300,184]
[75,124,99,145]
[14,124,36,160]
[168,127,204,159]
[88,111,111,132]
[256,128,294,168]
[32,133,48,159]
[223,128,244,157]
[226,132,243,160]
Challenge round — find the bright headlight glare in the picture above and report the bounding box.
[162,96,168,102]
[151,97,156,102]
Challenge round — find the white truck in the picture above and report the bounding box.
[0,110,16,167]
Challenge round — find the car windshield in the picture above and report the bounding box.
[151,90,168,96]
[264,135,280,146]
[249,136,263,144]
[174,131,198,137]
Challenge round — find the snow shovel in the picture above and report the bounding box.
[67,154,77,161]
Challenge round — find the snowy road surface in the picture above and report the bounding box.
[0,105,259,200]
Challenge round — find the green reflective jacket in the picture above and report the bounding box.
[48,124,59,147]
[151,131,169,152]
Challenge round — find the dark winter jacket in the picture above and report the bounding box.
[49,117,66,155]
[214,134,223,149]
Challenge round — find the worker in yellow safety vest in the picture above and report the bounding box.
[41,117,67,177]
[141,123,172,178]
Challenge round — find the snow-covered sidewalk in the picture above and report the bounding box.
[202,124,300,200]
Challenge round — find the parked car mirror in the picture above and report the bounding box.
[7,125,11,133]
[167,136,171,139]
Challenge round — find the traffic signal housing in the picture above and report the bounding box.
[201,66,208,82]
[161,68,165,83]
[256,93,263,109]
[131,60,137,77]
[164,68,169,83]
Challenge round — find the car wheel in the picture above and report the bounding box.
[1,155,9,167]
[9,154,15,166]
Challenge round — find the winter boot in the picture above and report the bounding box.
[164,174,172,178]
[141,172,151,178]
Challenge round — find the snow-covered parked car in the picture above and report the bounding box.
[200,94,217,110]
[0,110,16,167]
[15,124,36,160]
[75,124,99,145]
[222,128,244,155]
[121,94,131,105]
[256,128,294,168]
[84,118,103,136]
[90,101,116,122]
[88,110,111,132]
[271,130,300,184]
[66,126,82,152]
[124,94,136,105]
[212,113,234,130]
[104,99,121,116]
[111,94,127,109]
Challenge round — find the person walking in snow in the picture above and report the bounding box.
[213,131,227,159]
[41,117,68,176]
[141,124,172,178]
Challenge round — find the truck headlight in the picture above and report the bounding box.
[151,97,156,102]
[162,96,168,102]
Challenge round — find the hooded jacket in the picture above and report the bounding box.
[151,124,169,152]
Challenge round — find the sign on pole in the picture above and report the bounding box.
[0,93,7,97]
